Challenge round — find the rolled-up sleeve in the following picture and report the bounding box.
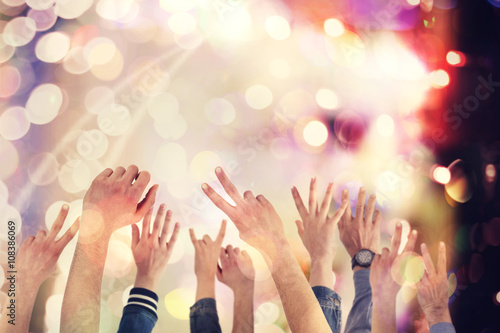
[430,322,456,333]
[117,287,159,333]
[312,286,342,333]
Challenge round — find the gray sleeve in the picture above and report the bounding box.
[344,269,372,333]
[429,322,456,333]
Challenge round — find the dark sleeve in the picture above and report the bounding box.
[190,298,222,333]
[429,322,456,333]
[117,287,159,333]
[312,286,342,333]
[344,269,372,333]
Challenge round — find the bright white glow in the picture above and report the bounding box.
[36,32,71,63]
[324,19,345,37]
[219,7,252,40]
[407,0,420,5]
[168,12,196,35]
[303,120,328,146]
[446,51,461,65]
[0,107,30,141]
[26,0,56,10]
[433,166,451,184]
[265,16,291,41]
[204,98,236,125]
[376,114,395,137]
[159,0,196,12]
[431,69,450,88]
[245,84,273,110]
[496,291,500,304]
[55,0,93,20]
[485,164,496,182]
[316,88,339,109]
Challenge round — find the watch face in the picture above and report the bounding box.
[356,250,374,265]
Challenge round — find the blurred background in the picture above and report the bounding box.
[0,0,499,332]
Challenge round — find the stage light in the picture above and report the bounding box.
[446,50,464,66]
[315,88,339,110]
[485,164,496,182]
[303,120,328,147]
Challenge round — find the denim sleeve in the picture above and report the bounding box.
[190,298,222,333]
[117,287,158,333]
[430,322,456,333]
[312,286,342,333]
[344,269,372,333]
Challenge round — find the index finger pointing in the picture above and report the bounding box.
[202,183,235,216]
[189,228,198,245]
[48,204,70,241]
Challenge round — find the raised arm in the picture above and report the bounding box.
[202,167,333,333]
[417,242,456,333]
[189,220,226,333]
[370,222,418,333]
[338,187,381,333]
[217,246,255,333]
[292,179,347,333]
[0,205,78,333]
[61,165,157,332]
[118,204,180,333]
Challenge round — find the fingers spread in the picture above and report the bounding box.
[421,243,436,277]
[308,177,318,216]
[141,208,153,239]
[56,217,80,249]
[404,230,418,253]
[131,224,140,249]
[48,204,70,241]
[168,223,180,247]
[295,220,305,240]
[122,165,139,184]
[291,186,308,222]
[365,194,377,224]
[243,190,256,202]
[328,199,348,225]
[110,166,126,179]
[390,222,403,259]
[341,189,351,226]
[202,183,235,216]
[319,182,334,218]
[355,187,366,221]
[215,167,243,204]
[96,168,113,179]
[160,210,172,244]
[151,205,166,241]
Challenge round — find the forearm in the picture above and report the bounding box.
[61,235,110,332]
[0,280,39,333]
[309,259,335,290]
[268,243,332,333]
[134,272,159,291]
[372,296,396,333]
[196,276,216,302]
[345,269,372,333]
[232,288,254,333]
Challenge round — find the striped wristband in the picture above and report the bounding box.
[125,287,159,319]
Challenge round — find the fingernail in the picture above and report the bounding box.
[396,221,402,228]
[412,230,417,236]
[62,204,69,210]
[160,204,166,210]
[201,183,208,190]
[342,199,347,203]
[342,189,348,194]
[215,167,222,174]
[360,186,366,192]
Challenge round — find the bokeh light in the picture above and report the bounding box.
[303,120,328,147]
[431,69,450,88]
[96,0,135,21]
[0,138,19,180]
[168,12,197,35]
[97,104,131,136]
[255,302,280,325]
[28,152,59,186]
[159,0,197,12]
[2,17,37,47]
[445,159,473,203]
[26,0,56,10]
[315,88,339,110]
[104,240,133,278]
[55,0,93,20]
[245,84,273,110]
[255,324,286,333]
[485,164,496,182]
[446,50,465,66]
[0,65,21,98]
[375,114,394,137]
[0,106,30,140]
[265,16,291,41]
[164,288,195,320]
[204,98,236,126]
[324,18,345,37]
[25,84,63,125]
[432,165,451,185]
[269,58,291,79]
[84,86,115,114]
[27,6,58,31]
[36,32,71,63]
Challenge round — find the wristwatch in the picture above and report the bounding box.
[351,249,375,269]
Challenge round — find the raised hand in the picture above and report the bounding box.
[131,204,180,290]
[370,222,418,333]
[217,245,255,291]
[17,204,79,286]
[201,167,286,260]
[292,178,348,288]
[338,187,381,261]
[417,242,452,328]
[1,204,79,333]
[190,220,227,301]
[81,165,158,241]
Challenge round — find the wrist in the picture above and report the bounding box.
[234,285,255,298]
[422,303,452,327]
[134,274,158,291]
